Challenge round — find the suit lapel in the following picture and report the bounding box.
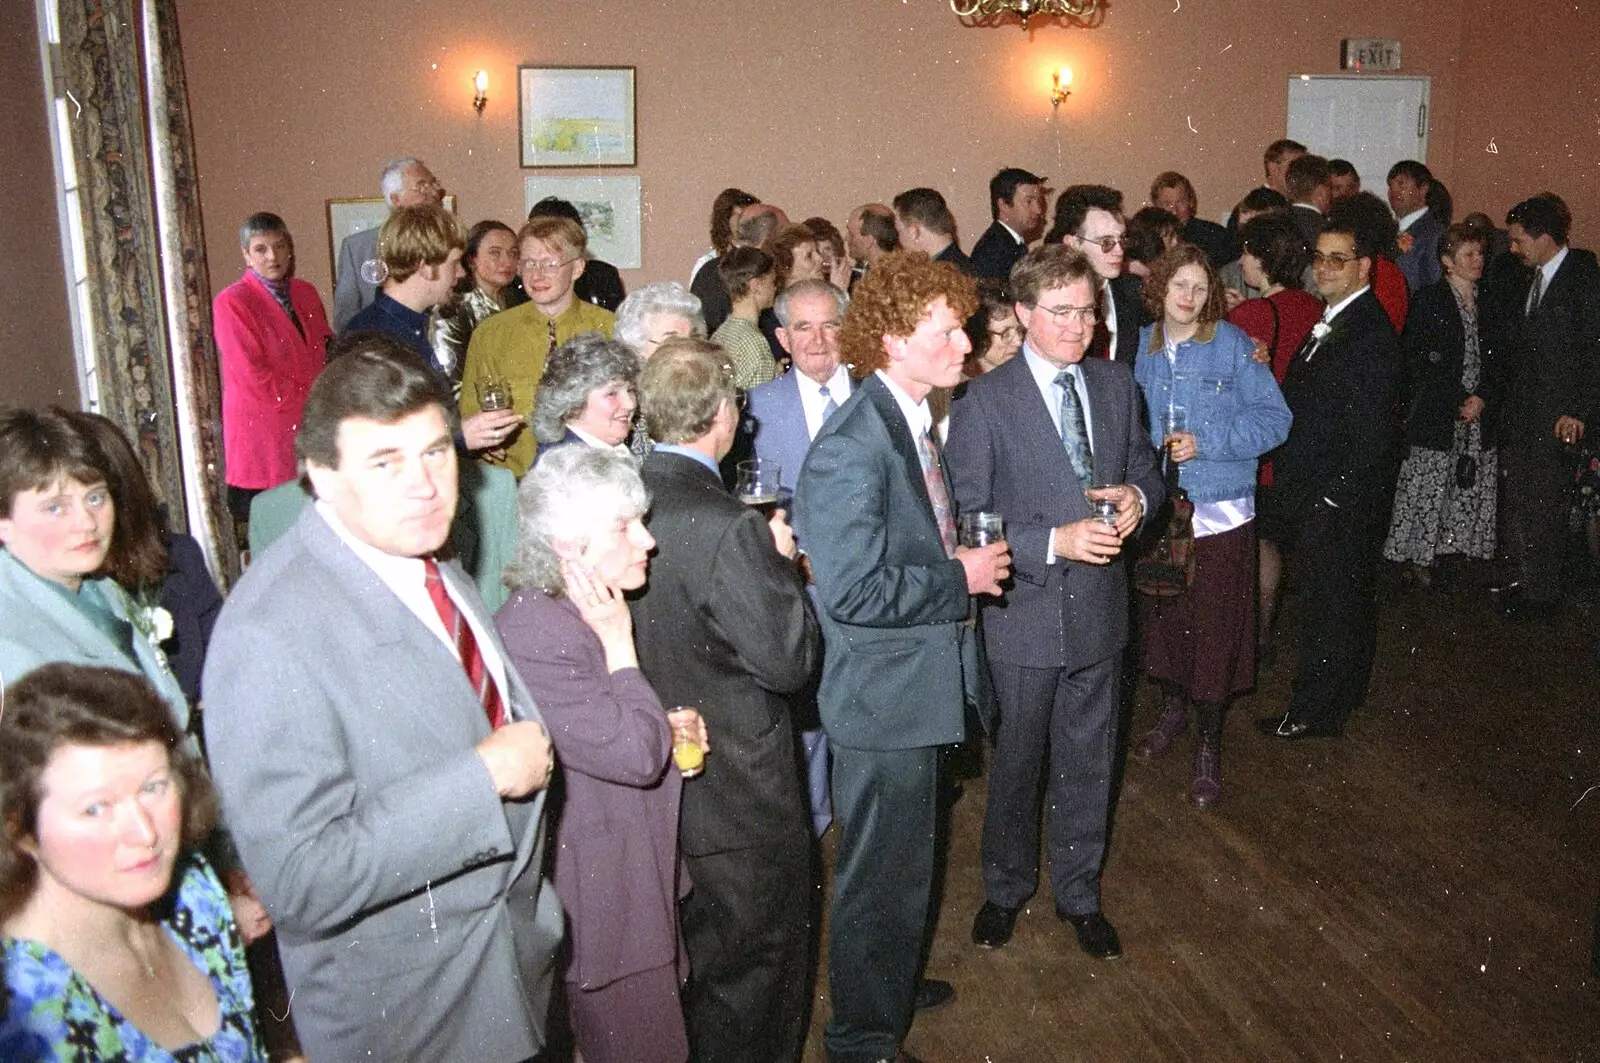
[862,375,939,530]
[1080,362,1116,484]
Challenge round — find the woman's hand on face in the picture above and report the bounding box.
[562,560,633,644]
[1166,430,1198,463]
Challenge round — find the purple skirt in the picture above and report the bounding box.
[1139,520,1258,703]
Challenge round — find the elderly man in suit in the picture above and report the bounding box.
[1257,222,1401,739]
[796,252,1011,1063]
[1494,193,1600,619]
[945,243,1163,957]
[971,168,1048,280]
[212,212,333,521]
[332,156,445,329]
[1388,160,1445,292]
[1046,185,1143,367]
[629,337,820,1063]
[202,336,563,1062]
[746,278,853,835]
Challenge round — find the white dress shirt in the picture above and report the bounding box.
[568,424,634,456]
[1396,207,1429,233]
[874,369,934,440]
[797,364,852,440]
[1531,245,1569,311]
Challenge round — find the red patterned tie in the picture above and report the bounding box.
[918,428,958,558]
[423,558,505,729]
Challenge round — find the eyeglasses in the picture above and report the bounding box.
[1311,252,1358,268]
[1077,235,1128,253]
[989,325,1025,343]
[520,256,578,274]
[1032,303,1097,325]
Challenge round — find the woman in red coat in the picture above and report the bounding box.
[212,212,332,519]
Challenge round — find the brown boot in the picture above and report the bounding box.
[1135,692,1189,759]
[1190,701,1223,806]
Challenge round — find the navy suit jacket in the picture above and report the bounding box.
[944,354,1163,672]
[1396,211,1444,293]
[970,221,1028,281]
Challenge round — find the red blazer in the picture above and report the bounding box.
[1373,256,1410,334]
[213,272,332,489]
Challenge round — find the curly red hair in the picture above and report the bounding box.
[840,252,979,377]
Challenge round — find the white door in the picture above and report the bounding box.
[1286,75,1431,194]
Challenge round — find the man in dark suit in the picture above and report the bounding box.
[1494,193,1600,617]
[945,243,1163,957]
[1151,170,1233,267]
[971,168,1048,280]
[747,279,854,835]
[1388,161,1445,293]
[691,203,788,333]
[1286,153,1333,249]
[1046,184,1143,366]
[795,252,1010,1063]
[846,203,899,290]
[203,337,563,1062]
[893,187,975,274]
[630,337,820,1063]
[1258,222,1401,739]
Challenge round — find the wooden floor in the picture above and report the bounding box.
[800,570,1600,1062]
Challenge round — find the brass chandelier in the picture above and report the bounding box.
[950,0,1104,29]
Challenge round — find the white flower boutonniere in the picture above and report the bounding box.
[1311,321,1332,341]
[133,603,175,647]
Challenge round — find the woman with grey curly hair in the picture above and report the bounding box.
[495,445,706,1063]
[530,334,641,461]
[614,282,705,360]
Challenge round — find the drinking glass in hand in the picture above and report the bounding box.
[1161,405,1188,447]
[959,511,1005,548]
[670,707,706,777]
[735,459,783,518]
[477,375,513,412]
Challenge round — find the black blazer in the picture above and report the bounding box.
[969,221,1027,281]
[1181,217,1234,268]
[576,259,626,313]
[1494,247,1600,446]
[628,452,819,857]
[690,254,733,333]
[935,241,976,276]
[1275,290,1402,520]
[1107,272,1144,367]
[1400,279,1500,450]
[1290,204,1326,248]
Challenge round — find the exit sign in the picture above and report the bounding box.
[1341,38,1402,71]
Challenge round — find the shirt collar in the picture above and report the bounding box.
[568,424,632,456]
[314,499,429,583]
[1397,207,1429,232]
[652,442,721,476]
[1294,201,1323,215]
[999,220,1025,245]
[874,369,932,437]
[1540,245,1570,286]
[1323,285,1370,323]
[795,364,850,399]
[1022,342,1079,389]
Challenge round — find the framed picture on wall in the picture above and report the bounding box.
[518,66,636,168]
[525,176,642,269]
[325,195,457,278]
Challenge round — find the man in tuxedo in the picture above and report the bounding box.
[1257,223,1401,739]
[630,338,820,1063]
[332,156,444,329]
[1494,193,1600,618]
[945,243,1162,958]
[202,336,563,1062]
[1286,153,1332,249]
[796,252,1010,1063]
[1046,185,1142,366]
[971,168,1047,280]
[1151,171,1233,267]
[847,203,899,287]
[893,187,975,274]
[1388,160,1444,292]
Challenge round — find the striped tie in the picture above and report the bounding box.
[423,558,504,728]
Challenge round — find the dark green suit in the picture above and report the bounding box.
[795,373,975,1063]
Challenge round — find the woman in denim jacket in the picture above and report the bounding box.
[1131,245,1291,805]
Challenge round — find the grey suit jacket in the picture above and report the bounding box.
[203,507,562,1063]
[945,353,1164,671]
[794,375,975,751]
[746,369,852,497]
[333,225,380,330]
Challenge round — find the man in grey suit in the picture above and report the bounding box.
[333,156,445,328]
[945,244,1163,958]
[746,278,853,835]
[203,336,563,1062]
[796,252,1010,1063]
[1388,160,1444,292]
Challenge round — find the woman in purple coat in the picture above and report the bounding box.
[496,446,707,1063]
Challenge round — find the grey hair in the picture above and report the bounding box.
[379,157,423,202]
[614,282,707,352]
[238,211,289,248]
[504,446,650,594]
[774,279,849,328]
[531,334,641,443]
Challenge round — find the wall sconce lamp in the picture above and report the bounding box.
[473,70,489,114]
[1050,66,1072,110]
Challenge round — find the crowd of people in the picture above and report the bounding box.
[2,136,1596,1063]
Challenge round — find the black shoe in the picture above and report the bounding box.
[1056,909,1122,959]
[1254,714,1342,740]
[971,901,1019,949]
[912,978,955,1011]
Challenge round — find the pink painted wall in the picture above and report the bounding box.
[174,0,1587,311]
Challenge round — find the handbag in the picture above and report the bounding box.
[1134,448,1197,597]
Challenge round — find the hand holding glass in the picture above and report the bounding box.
[477,375,513,412]
[735,459,782,518]
[1161,405,1188,448]
[959,511,1005,548]
[669,706,708,777]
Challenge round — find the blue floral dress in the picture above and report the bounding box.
[1,853,265,1062]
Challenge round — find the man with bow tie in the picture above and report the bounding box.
[1257,224,1401,740]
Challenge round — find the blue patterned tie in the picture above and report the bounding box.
[1054,368,1094,492]
[818,384,839,424]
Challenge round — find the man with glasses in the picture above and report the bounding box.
[1046,185,1142,366]
[945,243,1161,959]
[1257,223,1400,740]
[461,216,616,476]
[333,157,446,329]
